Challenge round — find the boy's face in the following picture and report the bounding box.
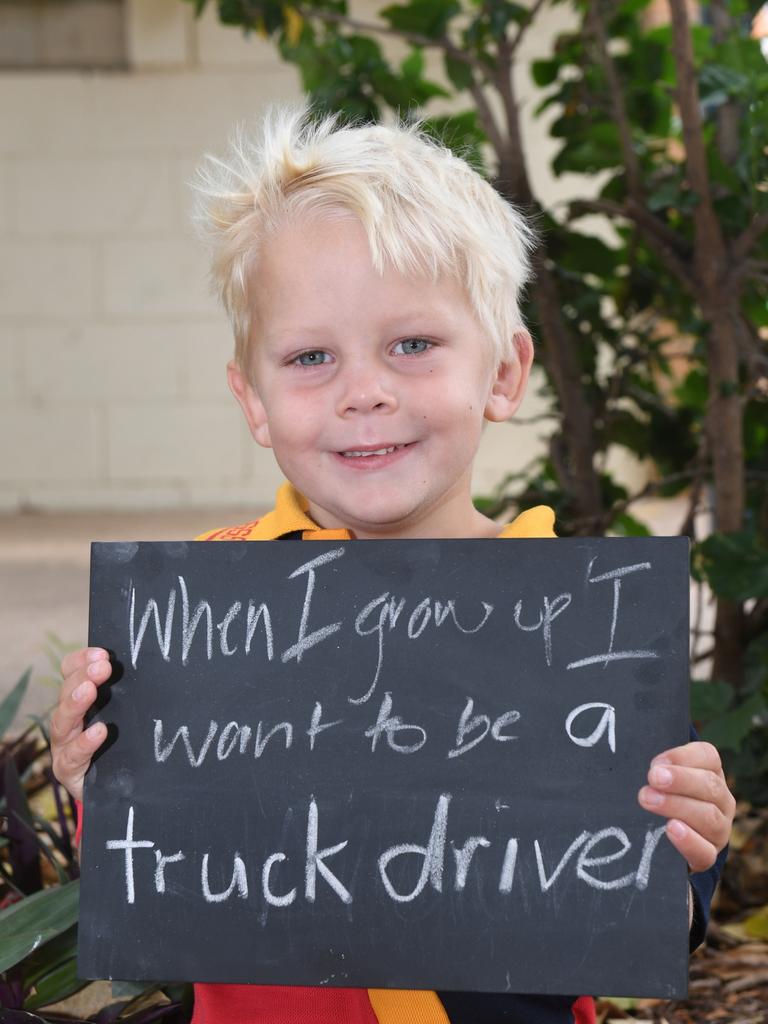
[228,214,532,539]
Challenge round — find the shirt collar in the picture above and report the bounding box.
[250,482,352,541]
[252,482,554,541]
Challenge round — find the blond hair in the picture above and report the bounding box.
[191,98,535,367]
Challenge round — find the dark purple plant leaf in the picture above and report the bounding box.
[116,1004,190,1024]
[89,987,191,1024]
[0,972,25,1009]
[0,739,39,806]
[30,1015,91,1024]
[3,760,41,895]
[67,791,79,851]
[46,770,74,867]
[0,1009,48,1022]
[90,1001,131,1023]
[26,814,68,885]
[0,861,25,898]
[9,812,65,887]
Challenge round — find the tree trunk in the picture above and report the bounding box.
[529,255,605,530]
[669,0,746,688]
[492,49,605,531]
[703,303,746,688]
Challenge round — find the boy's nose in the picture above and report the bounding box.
[336,366,398,417]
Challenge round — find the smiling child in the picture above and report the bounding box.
[52,99,733,1024]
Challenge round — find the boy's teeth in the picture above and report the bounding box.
[342,445,403,458]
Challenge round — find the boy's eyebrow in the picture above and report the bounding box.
[266,311,454,343]
[265,326,327,342]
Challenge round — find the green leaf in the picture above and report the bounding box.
[488,0,529,33]
[694,531,768,600]
[602,996,640,1010]
[0,668,31,736]
[22,923,78,989]
[744,631,768,697]
[743,904,768,941]
[647,180,684,212]
[673,369,708,411]
[419,111,488,174]
[612,513,651,537]
[379,0,460,38]
[552,122,622,174]
[701,691,767,753]
[400,47,424,80]
[444,53,473,91]
[531,58,560,87]
[24,955,86,1011]
[605,412,650,459]
[0,881,80,973]
[555,231,619,278]
[690,679,733,722]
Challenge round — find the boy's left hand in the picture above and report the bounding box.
[638,741,735,873]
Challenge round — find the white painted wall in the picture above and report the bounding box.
[0,0,629,513]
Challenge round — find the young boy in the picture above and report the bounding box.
[52,101,734,1024]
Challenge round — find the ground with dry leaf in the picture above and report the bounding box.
[596,804,768,1024]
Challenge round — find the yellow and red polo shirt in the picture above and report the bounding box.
[192,484,595,1024]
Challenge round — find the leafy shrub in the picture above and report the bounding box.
[0,670,192,1022]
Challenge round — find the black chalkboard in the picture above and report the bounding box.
[79,537,690,998]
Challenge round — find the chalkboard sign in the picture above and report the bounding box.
[80,537,690,998]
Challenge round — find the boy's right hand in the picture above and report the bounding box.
[51,648,111,803]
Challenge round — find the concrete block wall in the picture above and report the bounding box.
[0,0,616,513]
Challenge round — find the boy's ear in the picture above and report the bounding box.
[227,360,272,449]
[484,330,534,422]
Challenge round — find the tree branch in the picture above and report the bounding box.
[745,599,768,646]
[491,32,532,200]
[567,469,703,534]
[290,2,515,157]
[692,645,715,665]
[730,258,768,291]
[668,0,728,288]
[587,0,644,199]
[732,212,768,262]
[292,3,484,72]
[710,0,741,167]
[736,315,768,388]
[467,76,506,156]
[507,0,548,58]
[569,197,696,292]
[570,197,689,254]
[678,435,709,540]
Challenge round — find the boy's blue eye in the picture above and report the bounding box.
[295,350,329,366]
[393,338,431,355]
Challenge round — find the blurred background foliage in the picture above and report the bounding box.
[2,0,767,1019]
[0,668,194,1022]
[187,0,768,804]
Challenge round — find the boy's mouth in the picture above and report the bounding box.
[339,443,410,458]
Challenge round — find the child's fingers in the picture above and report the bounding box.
[51,658,112,747]
[641,740,736,867]
[651,740,723,774]
[662,819,719,874]
[645,762,735,820]
[50,678,94,747]
[637,787,732,854]
[60,646,109,682]
[51,723,107,803]
[51,648,113,802]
